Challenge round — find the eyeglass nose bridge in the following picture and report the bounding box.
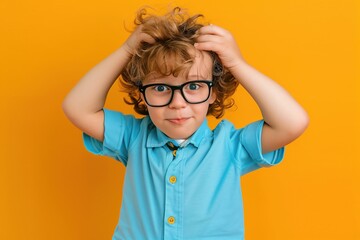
[167,85,188,105]
[169,85,183,92]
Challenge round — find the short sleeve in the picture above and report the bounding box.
[231,120,285,176]
[82,109,141,166]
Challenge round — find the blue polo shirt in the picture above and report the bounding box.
[83,109,284,240]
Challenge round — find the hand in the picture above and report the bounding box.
[123,25,155,57]
[195,24,245,71]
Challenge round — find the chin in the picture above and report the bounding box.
[165,130,194,140]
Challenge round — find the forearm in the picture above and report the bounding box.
[63,46,131,117]
[232,61,309,145]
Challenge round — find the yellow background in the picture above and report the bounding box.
[1,0,359,239]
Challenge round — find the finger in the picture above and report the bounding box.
[194,41,222,53]
[140,32,155,44]
[196,34,224,44]
[197,24,228,36]
[134,25,156,44]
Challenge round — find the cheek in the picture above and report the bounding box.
[192,103,211,116]
[146,107,163,123]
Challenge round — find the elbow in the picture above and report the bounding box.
[62,94,79,121]
[61,95,85,130]
[62,95,72,118]
[288,110,310,140]
[297,109,310,133]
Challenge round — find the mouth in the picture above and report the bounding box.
[167,117,191,125]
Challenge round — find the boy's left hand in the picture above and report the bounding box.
[195,24,244,71]
[196,24,309,153]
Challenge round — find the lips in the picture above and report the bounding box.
[167,117,190,125]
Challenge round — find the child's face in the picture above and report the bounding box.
[141,50,216,139]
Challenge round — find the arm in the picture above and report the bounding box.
[195,25,309,153]
[62,26,153,141]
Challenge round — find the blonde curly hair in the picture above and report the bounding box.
[120,7,239,118]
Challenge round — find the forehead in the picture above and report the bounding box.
[188,50,213,79]
[145,50,213,82]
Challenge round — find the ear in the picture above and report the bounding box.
[208,89,217,104]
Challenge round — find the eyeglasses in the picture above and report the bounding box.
[139,80,213,107]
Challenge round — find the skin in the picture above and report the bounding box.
[62,23,309,154]
[141,51,216,139]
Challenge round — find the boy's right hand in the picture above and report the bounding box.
[62,25,155,142]
[123,25,155,57]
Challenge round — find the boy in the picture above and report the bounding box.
[63,7,308,240]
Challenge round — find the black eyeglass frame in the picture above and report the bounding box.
[138,80,214,107]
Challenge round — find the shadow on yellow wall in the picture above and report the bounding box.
[1,0,359,239]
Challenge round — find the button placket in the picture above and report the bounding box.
[164,144,183,239]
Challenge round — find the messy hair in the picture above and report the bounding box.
[120,7,239,118]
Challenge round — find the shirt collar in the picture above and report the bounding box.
[146,117,212,149]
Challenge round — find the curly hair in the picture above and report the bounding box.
[120,7,239,118]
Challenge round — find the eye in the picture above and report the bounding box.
[187,83,201,90]
[153,85,169,92]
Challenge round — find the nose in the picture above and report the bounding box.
[168,89,187,109]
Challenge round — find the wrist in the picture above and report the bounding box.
[119,44,134,59]
[227,58,248,73]
[229,60,254,84]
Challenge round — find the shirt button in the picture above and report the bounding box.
[169,176,177,184]
[168,216,176,225]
